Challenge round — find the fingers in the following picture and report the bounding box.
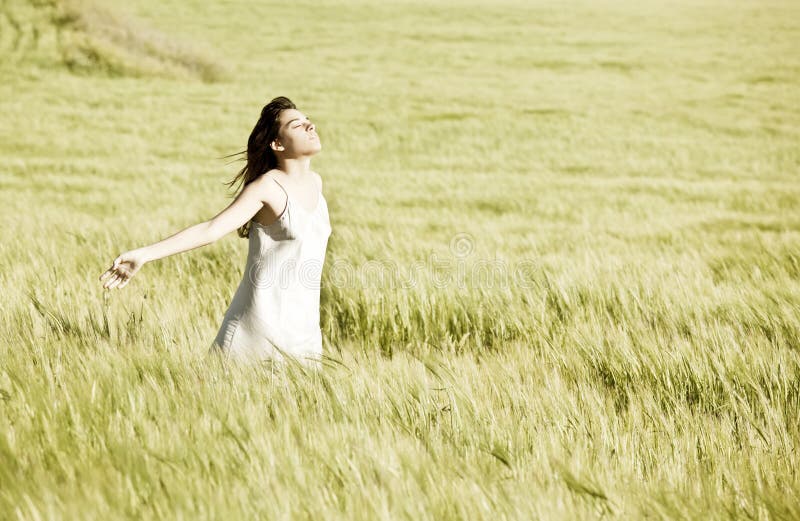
[100,255,134,289]
[102,273,120,289]
[99,255,122,280]
[100,268,121,284]
[107,274,127,290]
[103,272,130,290]
[100,261,121,282]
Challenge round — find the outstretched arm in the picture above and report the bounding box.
[99,176,274,290]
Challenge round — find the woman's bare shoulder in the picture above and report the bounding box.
[311,170,323,190]
[249,171,286,205]
[261,169,283,182]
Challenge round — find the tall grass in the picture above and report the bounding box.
[0,0,227,80]
[1,0,798,518]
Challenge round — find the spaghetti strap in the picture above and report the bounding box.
[265,174,322,215]
[267,175,289,198]
[265,175,290,220]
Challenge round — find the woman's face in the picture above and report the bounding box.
[273,108,321,156]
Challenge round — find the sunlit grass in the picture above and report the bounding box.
[1,0,798,518]
[0,0,226,80]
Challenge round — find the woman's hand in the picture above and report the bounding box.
[99,249,149,290]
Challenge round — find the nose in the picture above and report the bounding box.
[307,121,315,132]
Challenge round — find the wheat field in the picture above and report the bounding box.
[0,0,798,519]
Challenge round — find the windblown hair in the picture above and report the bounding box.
[224,96,297,238]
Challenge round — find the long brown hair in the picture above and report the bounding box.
[224,96,297,238]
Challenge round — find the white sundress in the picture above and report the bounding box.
[211,174,332,367]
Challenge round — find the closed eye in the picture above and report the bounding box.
[292,117,312,130]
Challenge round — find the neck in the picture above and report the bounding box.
[276,156,312,177]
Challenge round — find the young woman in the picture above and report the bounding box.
[99,96,332,368]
